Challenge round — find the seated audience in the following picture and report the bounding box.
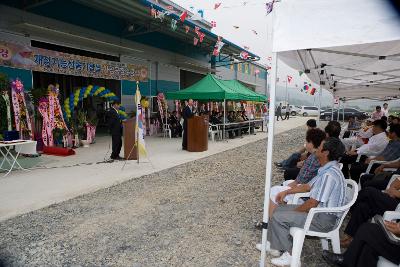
[266,138,346,266]
[210,111,222,125]
[269,128,326,216]
[340,119,388,180]
[343,116,361,138]
[340,176,400,247]
[235,111,244,122]
[274,119,317,169]
[283,128,329,181]
[227,111,235,123]
[322,221,400,267]
[350,124,400,182]
[371,105,385,120]
[324,121,342,138]
[241,110,249,121]
[341,118,374,150]
[360,158,400,190]
[168,111,182,138]
[391,116,399,126]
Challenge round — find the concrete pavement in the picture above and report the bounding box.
[0,116,310,221]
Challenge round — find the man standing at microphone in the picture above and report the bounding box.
[182,99,194,150]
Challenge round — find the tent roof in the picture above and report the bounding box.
[279,40,400,100]
[166,74,240,100]
[166,74,267,101]
[272,0,400,100]
[222,80,268,102]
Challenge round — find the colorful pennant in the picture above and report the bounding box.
[198,32,205,43]
[287,75,293,83]
[240,51,249,59]
[193,37,199,46]
[180,11,188,22]
[214,3,222,10]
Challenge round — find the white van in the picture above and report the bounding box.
[300,106,320,117]
[281,105,302,116]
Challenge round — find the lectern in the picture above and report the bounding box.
[187,115,209,152]
[122,118,137,160]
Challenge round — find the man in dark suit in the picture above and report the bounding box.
[108,101,123,160]
[182,99,194,150]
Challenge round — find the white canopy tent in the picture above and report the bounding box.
[260,1,400,266]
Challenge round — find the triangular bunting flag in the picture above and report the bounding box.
[180,11,188,22]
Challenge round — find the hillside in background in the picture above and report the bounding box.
[273,85,400,112]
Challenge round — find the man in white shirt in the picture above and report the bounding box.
[340,119,388,180]
[382,102,389,117]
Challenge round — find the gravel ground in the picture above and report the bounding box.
[0,125,330,267]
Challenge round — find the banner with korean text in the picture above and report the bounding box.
[0,41,148,81]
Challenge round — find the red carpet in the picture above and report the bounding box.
[43,146,75,156]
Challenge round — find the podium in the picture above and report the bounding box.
[122,118,137,160]
[187,115,209,152]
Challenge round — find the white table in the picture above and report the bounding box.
[0,140,35,177]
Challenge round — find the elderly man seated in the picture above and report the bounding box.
[265,137,346,266]
[341,119,388,180]
[349,124,400,182]
[268,128,326,216]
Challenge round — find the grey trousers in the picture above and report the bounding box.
[267,204,337,252]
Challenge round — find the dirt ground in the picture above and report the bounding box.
[0,126,329,267]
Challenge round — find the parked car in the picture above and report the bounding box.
[281,105,302,116]
[320,108,369,121]
[299,106,320,117]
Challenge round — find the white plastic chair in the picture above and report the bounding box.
[289,179,358,267]
[209,124,220,142]
[377,202,400,267]
[163,124,171,138]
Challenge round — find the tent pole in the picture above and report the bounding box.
[317,84,322,126]
[259,52,278,267]
[223,99,226,140]
[343,101,345,123]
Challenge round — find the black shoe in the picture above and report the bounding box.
[322,250,345,267]
[274,162,283,168]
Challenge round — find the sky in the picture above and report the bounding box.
[172,0,334,105]
[172,0,400,110]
